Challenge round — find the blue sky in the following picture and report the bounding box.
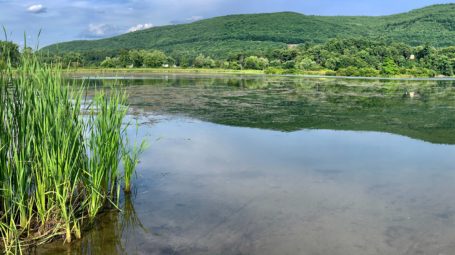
[0,0,453,47]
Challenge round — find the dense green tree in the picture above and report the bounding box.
[143,50,168,68]
[382,58,399,75]
[416,44,434,60]
[272,48,298,62]
[100,57,121,68]
[228,61,242,70]
[194,54,216,68]
[118,49,131,67]
[129,50,145,67]
[244,56,269,70]
[36,37,455,77]
[62,52,83,67]
[296,58,320,71]
[0,41,20,67]
[283,60,296,69]
[433,56,454,76]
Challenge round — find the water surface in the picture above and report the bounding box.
[38,75,455,255]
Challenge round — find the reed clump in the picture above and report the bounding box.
[0,48,142,253]
[122,127,147,193]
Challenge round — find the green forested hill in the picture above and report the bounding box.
[42,4,455,57]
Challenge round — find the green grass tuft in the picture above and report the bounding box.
[0,44,144,253]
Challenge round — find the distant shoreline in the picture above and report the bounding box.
[65,68,455,81]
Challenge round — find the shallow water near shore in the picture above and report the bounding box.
[36,75,455,255]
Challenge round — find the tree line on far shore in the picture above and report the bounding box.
[3,38,455,77]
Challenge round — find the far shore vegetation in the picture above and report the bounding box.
[3,38,455,78]
[29,38,455,78]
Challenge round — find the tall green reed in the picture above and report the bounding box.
[86,89,128,219]
[0,44,144,253]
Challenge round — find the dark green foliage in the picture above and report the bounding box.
[244,56,269,70]
[42,4,455,57]
[0,41,20,67]
[32,4,455,77]
[38,37,455,77]
[337,67,380,77]
[193,54,216,68]
[382,58,400,75]
[143,50,168,67]
[100,57,122,68]
[129,50,145,67]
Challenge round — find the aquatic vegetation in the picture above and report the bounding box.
[122,126,147,193]
[0,46,143,253]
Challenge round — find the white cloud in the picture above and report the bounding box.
[27,4,47,14]
[128,23,154,33]
[88,24,108,36]
[82,23,122,38]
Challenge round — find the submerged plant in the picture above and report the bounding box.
[122,125,148,193]
[0,42,145,252]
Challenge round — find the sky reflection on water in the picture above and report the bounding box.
[37,76,455,255]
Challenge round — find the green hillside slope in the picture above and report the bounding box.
[42,4,455,57]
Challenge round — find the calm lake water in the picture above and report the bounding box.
[37,74,455,255]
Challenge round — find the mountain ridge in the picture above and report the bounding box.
[41,4,455,57]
